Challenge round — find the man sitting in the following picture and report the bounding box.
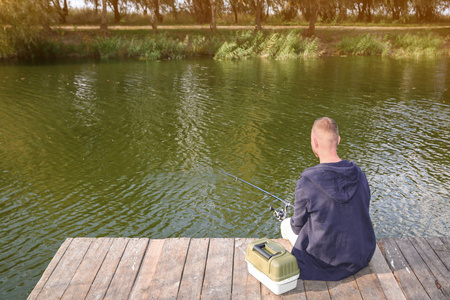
[281,117,376,281]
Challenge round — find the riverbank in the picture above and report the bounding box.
[1,26,449,60]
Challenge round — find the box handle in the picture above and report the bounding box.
[253,242,280,260]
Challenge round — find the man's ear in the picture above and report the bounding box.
[313,137,319,149]
[337,136,341,145]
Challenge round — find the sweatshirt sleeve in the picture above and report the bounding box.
[290,178,309,235]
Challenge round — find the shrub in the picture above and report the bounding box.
[393,32,445,57]
[336,34,389,55]
[214,30,320,60]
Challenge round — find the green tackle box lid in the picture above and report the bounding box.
[245,238,299,282]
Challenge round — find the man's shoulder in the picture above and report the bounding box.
[300,164,321,176]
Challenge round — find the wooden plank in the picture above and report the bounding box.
[409,237,450,297]
[304,280,331,300]
[354,265,386,299]
[178,238,210,299]
[27,238,73,300]
[427,237,450,271]
[327,276,362,300]
[85,238,129,300]
[283,280,307,300]
[36,238,92,300]
[232,238,262,300]
[61,238,114,300]
[396,237,448,299]
[202,238,235,300]
[275,238,306,300]
[102,238,149,299]
[380,237,430,299]
[442,237,450,246]
[369,244,406,300]
[146,237,191,299]
[128,239,165,299]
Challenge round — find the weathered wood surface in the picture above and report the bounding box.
[29,237,449,299]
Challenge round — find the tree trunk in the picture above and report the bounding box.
[366,0,372,22]
[62,0,68,23]
[100,0,108,34]
[305,0,317,37]
[255,0,262,30]
[210,0,216,32]
[155,0,162,23]
[149,0,158,33]
[171,2,178,20]
[112,0,120,23]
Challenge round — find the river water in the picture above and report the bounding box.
[0,56,449,298]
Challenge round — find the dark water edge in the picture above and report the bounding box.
[0,56,449,298]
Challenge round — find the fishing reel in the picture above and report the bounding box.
[269,205,288,221]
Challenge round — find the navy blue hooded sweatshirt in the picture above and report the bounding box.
[290,160,376,281]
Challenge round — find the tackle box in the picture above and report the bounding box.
[245,238,300,295]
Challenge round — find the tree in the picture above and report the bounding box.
[353,0,374,22]
[85,0,100,14]
[51,0,69,23]
[0,0,55,36]
[210,0,217,31]
[306,0,318,36]
[255,0,262,30]
[411,0,441,21]
[318,0,337,22]
[229,0,240,23]
[0,0,58,57]
[298,0,319,36]
[101,0,108,33]
[383,0,408,20]
[110,0,121,23]
[273,0,300,22]
[186,0,212,23]
[149,0,159,32]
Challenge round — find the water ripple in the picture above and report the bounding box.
[0,57,449,299]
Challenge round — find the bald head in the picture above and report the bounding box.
[311,117,341,162]
[312,117,340,146]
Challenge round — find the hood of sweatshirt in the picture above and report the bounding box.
[301,160,360,203]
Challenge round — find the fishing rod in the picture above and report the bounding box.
[218,170,293,221]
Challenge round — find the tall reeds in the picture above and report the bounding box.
[336,32,447,57]
[393,32,446,57]
[0,30,447,61]
[214,31,320,60]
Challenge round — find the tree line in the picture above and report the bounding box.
[1,0,449,36]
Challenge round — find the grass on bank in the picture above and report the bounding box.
[0,27,448,60]
[336,32,447,57]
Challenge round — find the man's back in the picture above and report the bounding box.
[290,160,376,281]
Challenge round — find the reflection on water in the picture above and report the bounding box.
[0,57,449,298]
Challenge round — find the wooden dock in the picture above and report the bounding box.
[28,237,449,299]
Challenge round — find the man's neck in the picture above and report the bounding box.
[319,154,341,164]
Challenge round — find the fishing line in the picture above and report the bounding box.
[218,169,293,221]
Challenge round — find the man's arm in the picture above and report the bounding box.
[290,178,309,235]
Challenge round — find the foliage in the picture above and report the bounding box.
[0,27,448,60]
[336,32,448,57]
[393,32,446,56]
[336,34,390,55]
[0,0,53,58]
[214,30,320,60]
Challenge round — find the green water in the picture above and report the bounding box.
[0,57,449,298]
